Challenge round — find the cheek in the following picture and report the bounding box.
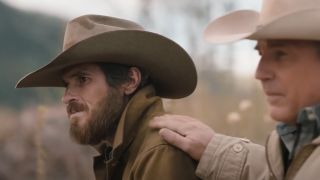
[278,74,303,109]
[266,84,299,122]
[302,73,320,106]
[269,78,319,123]
[291,76,320,108]
[86,93,109,119]
[82,89,108,109]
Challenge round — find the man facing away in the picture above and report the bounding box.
[16,15,200,180]
[150,0,320,179]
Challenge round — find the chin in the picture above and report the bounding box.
[71,114,89,128]
[269,107,297,124]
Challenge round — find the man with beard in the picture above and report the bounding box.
[16,15,199,180]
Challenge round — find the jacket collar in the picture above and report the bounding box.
[94,85,159,159]
[266,131,284,179]
[112,85,158,153]
[276,104,320,157]
[267,105,320,178]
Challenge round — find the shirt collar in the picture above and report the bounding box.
[94,85,160,159]
[276,104,320,157]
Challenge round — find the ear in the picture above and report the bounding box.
[122,67,141,95]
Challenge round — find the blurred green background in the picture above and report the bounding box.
[0,1,64,107]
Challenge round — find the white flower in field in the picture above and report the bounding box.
[239,99,252,111]
[227,112,241,124]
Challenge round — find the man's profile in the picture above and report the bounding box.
[16,14,199,180]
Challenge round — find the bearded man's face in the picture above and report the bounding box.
[62,63,125,145]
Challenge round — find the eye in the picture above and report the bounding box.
[63,82,69,88]
[78,76,90,85]
[255,49,262,56]
[273,50,287,60]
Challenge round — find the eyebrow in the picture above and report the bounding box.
[268,41,287,48]
[254,41,287,51]
[70,71,89,78]
[62,68,90,84]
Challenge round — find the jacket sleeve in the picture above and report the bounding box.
[196,133,269,180]
[130,144,200,180]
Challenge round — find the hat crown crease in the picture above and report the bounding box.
[259,0,320,26]
[63,15,144,51]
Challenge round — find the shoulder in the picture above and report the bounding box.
[127,128,199,180]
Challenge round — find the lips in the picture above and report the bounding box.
[265,92,283,96]
[67,101,87,117]
[264,91,283,99]
[263,90,284,105]
[263,87,283,96]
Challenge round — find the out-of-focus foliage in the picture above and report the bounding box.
[165,72,275,145]
[0,1,64,108]
[0,105,96,180]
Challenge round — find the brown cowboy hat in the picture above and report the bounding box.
[204,0,320,43]
[16,15,197,99]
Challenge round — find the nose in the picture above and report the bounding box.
[62,88,77,104]
[255,57,273,81]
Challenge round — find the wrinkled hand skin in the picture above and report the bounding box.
[149,114,215,160]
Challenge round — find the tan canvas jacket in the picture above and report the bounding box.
[196,131,320,180]
[266,131,320,180]
[93,85,200,180]
[196,133,267,180]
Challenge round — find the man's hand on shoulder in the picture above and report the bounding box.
[149,114,214,160]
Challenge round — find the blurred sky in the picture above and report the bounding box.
[1,0,262,76]
[1,0,260,20]
[1,0,142,19]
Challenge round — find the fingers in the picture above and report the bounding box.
[158,128,191,154]
[149,115,181,133]
[153,116,213,161]
[149,114,197,133]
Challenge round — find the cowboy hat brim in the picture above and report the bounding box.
[16,30,197,99]
[204,10,259,43]
[204,8,320,43]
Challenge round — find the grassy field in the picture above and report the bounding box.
[0,77,275,180]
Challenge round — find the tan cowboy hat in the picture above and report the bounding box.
[16,15,197,99]
[204,0,320,43]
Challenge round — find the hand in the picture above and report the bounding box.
[149,114,214,160]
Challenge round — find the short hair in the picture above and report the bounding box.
[97,63,150,91]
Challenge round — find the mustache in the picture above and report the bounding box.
[67,101,88,115]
